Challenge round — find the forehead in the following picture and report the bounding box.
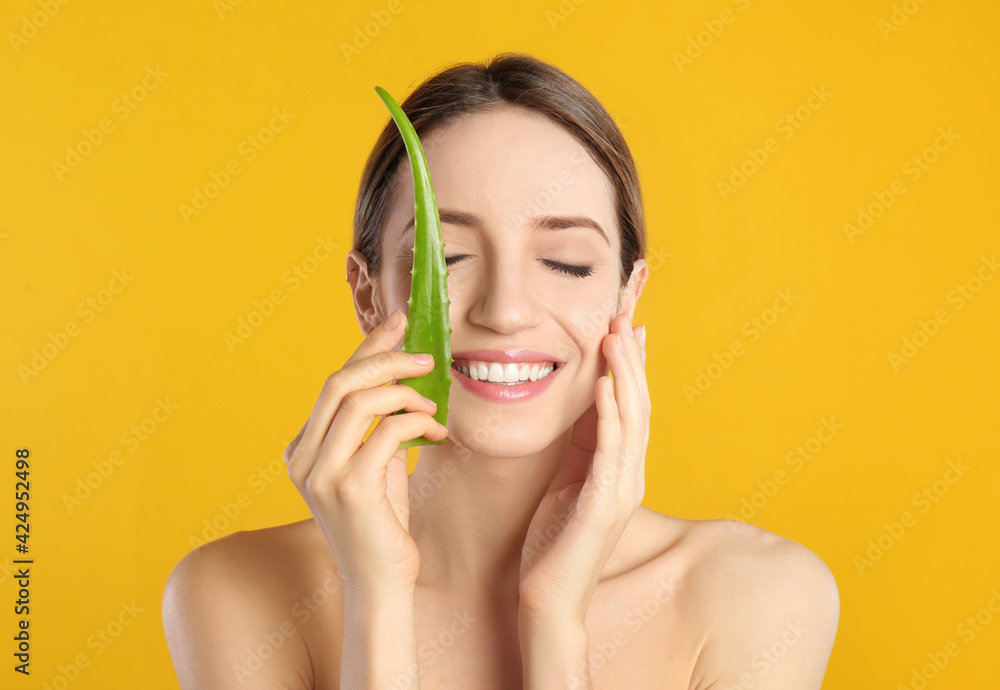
[384,106,618,247]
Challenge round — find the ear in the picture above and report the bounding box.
[619,258,649,322]
[346,249,383,337]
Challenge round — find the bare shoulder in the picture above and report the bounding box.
[162,520,322,690]
[675,518,840,689]
[630,511,838,612]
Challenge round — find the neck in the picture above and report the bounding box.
[407,428,571,600]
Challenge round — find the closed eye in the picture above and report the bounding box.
[444,255,594,278]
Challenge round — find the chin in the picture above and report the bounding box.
[441,413,568,460]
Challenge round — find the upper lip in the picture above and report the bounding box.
[451,349,565,365]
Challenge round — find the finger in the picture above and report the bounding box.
[617,314,649,447]
[581,373,621,520]
[632,324,649,400]
[580,375,621,527]
[623,320,649,506]
[290,354,435,484]
[306,409,443,502]
[607,317,642,460]
[291,310,410,467]
[554,393,600,497]
[633,322,650,465]
[312,381,439,478]
[617,315,647,419]
[345,309,408,368]
[606,317,646,509]
[348,410,447,484]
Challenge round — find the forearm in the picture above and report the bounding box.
[342,587,420,689]
[519,611,592,689]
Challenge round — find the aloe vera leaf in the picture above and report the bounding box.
[375,86,452,449]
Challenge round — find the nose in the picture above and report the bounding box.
[461,253,540,335]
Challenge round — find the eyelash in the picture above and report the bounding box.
[444,255,594,278]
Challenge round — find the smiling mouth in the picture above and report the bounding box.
[451,359,561,384]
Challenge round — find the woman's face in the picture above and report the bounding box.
[378,106,644,457]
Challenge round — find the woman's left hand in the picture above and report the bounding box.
[518,311,650,625]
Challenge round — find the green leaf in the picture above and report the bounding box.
[374,85,453,449]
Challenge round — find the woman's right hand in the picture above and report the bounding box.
[283,308,447,597]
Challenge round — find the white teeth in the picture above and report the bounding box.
[504,362,520,382]
[453,359,556,384]
[488,363,505,383]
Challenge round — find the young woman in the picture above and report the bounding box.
[163,53,839,689]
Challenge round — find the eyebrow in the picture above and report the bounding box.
[401,209,610,247]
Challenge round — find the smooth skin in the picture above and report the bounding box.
[162,106,839,689]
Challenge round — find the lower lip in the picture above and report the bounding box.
[451,363,562,402]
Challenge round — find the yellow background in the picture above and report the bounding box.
[2,0,998,687]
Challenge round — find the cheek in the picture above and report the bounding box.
[560,293,620,364]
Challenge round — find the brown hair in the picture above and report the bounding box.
[352,52,646,288]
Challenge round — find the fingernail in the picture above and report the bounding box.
[617,334,625,352]
[638,325,646,348]
[411,353,433,365]
[385,310,402,330]
[422,395,437,407]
